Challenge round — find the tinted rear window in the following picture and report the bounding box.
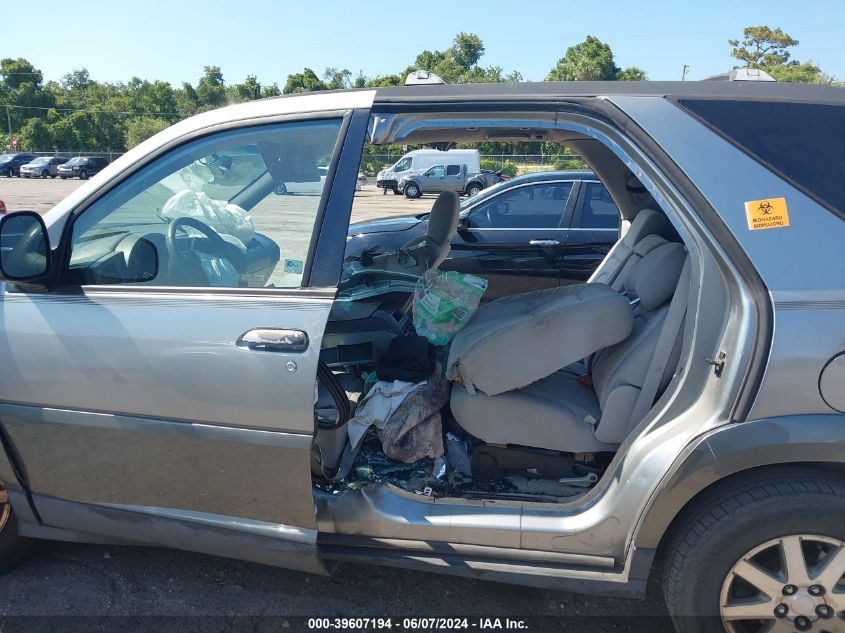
[676,99,845,218]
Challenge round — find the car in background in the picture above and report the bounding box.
[20,156,70,179]
[0,153,37,177]
[57,156,109,180]
[347,171,620,299]
[397,163,499,199]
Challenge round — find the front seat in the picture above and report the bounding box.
[397,190,460,269]
[449,240,688,453]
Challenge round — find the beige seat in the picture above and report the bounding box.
[449,239,688,454]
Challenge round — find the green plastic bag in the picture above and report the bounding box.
[413,269,488,345]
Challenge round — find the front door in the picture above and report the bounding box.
[0,112,365,572]
[443,180,578,299]
[420,165,446,193]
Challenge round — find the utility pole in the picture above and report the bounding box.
[4,104,12,150]
[681,65,690,81]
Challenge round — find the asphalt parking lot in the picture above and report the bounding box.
[0,175,433,222]
[0,176,673,632]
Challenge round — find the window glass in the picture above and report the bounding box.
[579,182,620,229]
[393,157,411,172]
[426,165,445,177]
[677,99,845,218]
[446,164,460,176]
[468,182,572,229]
[68,118,343,289]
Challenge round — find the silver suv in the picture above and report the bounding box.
[0,82,844,633]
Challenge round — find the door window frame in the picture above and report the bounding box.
[462,179,579,232]
[44,110,362,297]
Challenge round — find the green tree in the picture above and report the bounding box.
[125,116,170,148]
[283,68,327,94]
[729,26,798,68]
[195,66,227,110]
[729,26,829,84]
[546,36,645,81]
[323,68,352,90]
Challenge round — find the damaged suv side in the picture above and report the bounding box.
[1,82,844,633]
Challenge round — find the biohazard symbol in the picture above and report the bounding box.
[745,197,789,231]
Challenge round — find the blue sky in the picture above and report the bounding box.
[4,0,844,86]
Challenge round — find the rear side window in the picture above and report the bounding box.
[579,182,620,230]
[446,164,460,176]
[676,99,845,218]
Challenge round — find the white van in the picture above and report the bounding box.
[376,149,480,193]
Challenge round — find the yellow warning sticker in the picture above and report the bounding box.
[744,197,790,231]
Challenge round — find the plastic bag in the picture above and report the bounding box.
[412,269,487,345]
[161,189,255,249]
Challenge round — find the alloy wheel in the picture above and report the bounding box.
[720,534,845,632]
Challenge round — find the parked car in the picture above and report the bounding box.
[57,155,109,180]
[397,162,499,199]
[1,82,845,633]
[377,148,481,194]
[19,156,69,179]
[348,171,619,299]
[0,153,36,177]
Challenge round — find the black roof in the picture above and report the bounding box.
[371,80,845,106]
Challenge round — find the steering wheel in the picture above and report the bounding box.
[165,216,245,284]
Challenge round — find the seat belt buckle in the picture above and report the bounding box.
[577,374,593,388]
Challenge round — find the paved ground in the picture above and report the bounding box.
[0,175,436,222]
[0,175,675,632]
[0,540,674,631]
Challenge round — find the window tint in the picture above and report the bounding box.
[393,157,411,172]
[68,119,343,289]
[468,182,572,229]
[579,182,620,230]
[446,164,460,176]
[426,165,445,177]
[677,99,845,218]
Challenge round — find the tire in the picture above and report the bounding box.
[662,466,845,633]
[0,482,32,572]
[50,175,56,179]
[41,170,48,179]
[392,187,402,195]
[274,183,287,195]
[79,169,88,180]
[466,183,483,197]
[403,182,421,199]
[60,176,67,180]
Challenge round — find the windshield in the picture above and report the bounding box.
[65,157,84,166]
[30,157,49,164]
[393,157,411,172]
[0,154,11,162]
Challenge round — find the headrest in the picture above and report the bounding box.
[427,191,460,246]
[632,233,670,257]
[625,242,687,311]
[628,208,671,243]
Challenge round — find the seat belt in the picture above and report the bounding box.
[626,257,692,435]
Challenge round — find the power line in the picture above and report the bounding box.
[1,103,184,118]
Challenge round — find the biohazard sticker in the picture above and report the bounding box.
[744,197,790,231]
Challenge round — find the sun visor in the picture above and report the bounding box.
[258,140,321,183]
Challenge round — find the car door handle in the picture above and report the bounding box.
[237,328,309,352]
[529,239,560,246]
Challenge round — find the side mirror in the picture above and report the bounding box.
[0,211,52,282]
[456,215,469,232]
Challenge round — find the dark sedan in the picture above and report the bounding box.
[346,171,621,299]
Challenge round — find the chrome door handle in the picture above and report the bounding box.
[529,239,560,246]
[237,328,309,352]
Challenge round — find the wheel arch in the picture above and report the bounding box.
[634,414,845,556]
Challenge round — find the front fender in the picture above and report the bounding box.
[634,414,845,550]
